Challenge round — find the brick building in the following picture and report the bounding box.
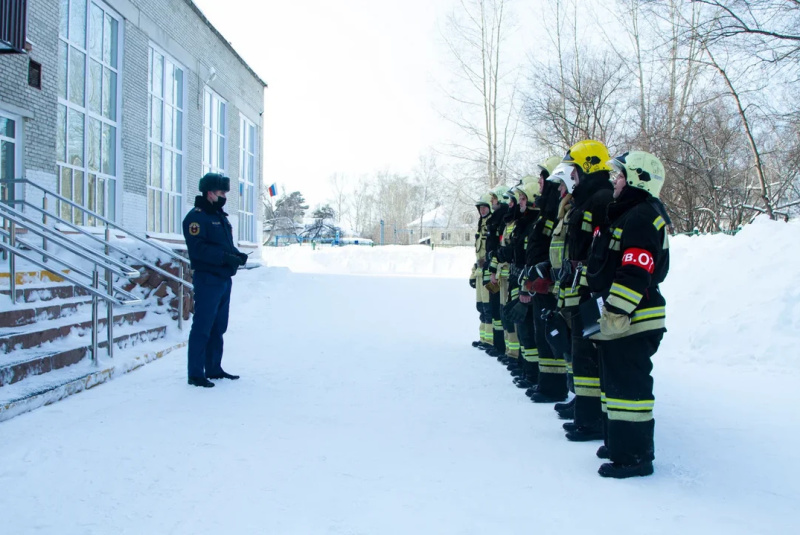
[0,0,267,251]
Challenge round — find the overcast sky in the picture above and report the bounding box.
[191,0,465,206]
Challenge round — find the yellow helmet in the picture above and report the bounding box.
[491,184,510,204]
[475,192,493,208]
[563,140,612,175]
[537,156,562,177]
[608,151,666,198]
[514,180,541,203]
[521,174,538,185]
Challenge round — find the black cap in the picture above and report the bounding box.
[199,172,230,193]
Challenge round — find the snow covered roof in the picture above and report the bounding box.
[407,206,469,229]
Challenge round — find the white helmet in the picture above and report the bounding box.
[546,163,577,194]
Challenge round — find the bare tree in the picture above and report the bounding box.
[440,0,521,187]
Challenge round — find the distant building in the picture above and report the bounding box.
[407,205,473,246]
[0,0,267,253]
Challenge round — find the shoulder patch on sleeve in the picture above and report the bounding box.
[189,222,200,236]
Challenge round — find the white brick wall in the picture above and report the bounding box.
[0,0,266,252]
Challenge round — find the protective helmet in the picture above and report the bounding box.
[514,180,541,203]
[475,191,493,208]
[199,172,230,193]
[521,174,538,185]
[491,184,510,204]
[546,162,578,194]
[562,140,612,175]
[608,151,666,198]
[537,156,562,178]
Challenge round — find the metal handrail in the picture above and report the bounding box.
[0,203,139,278]
[4,199,191,289]
[0,178,192,331]
[0,178,193,367]
[1,178,190,266]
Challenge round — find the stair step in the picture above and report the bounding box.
[0,283,91,303]
[0,324,167,386]
[0,309,148,354]
[0,296,92,328]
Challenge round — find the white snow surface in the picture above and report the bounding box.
[1,217,799,534]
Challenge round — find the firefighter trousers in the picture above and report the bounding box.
[598,332,663,465]
[532,293,567,397]
[572,311,602,429]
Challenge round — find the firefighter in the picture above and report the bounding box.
[495,189,521,365]
[470,193,493,350]
[502,179,541,388]
[586,151,670,478]
[555,140,614,440]
[183,173,248,388]
[484,186,510,357]
[521,156,569,402]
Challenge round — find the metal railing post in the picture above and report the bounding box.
[42,195,48,262]
[92,268,99,366]
[9,220,16,305]
[178,263,184,330]
[105,223,114,357]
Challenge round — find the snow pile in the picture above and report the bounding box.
[662,216,800,369]
[263,243,474,277]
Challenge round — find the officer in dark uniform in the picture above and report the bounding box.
[183,173,248,388]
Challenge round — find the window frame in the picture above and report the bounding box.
[202,87,227,177]
[146,43,186,235]
[56,0,123,225]
[237,114,257,244]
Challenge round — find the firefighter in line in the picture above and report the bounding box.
[520,157,569,402]
[470,193,493,350]
[556,140,615,441]
[483,186,510,357]
[497,189,520,362]
[585,151,670,478]
[501,179,541,388]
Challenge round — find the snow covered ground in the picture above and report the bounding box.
[1,217,799,534]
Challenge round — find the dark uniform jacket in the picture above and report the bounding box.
[485,203,508,275]
[585,187,670,340]
[559,171,614,309]
[183,195,240,278]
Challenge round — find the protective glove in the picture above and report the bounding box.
[484,280,500,294]
[531,277,553,294]
[599,307,631,336]
[236,251,249,266]
[469,277,477,289]
[223,253,242,268]
[507,300,529,323]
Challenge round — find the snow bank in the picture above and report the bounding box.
[263,244,474,277]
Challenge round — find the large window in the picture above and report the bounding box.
[238,115,256,242]
[57,0,120,225]
[203,88,226,175]
[147,46,184,234]
[0,112,20,183]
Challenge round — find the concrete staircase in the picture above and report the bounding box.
[0,276,178,420]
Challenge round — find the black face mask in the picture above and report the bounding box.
[213,196,227,210]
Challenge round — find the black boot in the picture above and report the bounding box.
[207,370,240,380]
[486,347,503,357]
[596,445,610,459]
[598,460,654,479]
[188,377,215,388]
[562,421,578,432]
[530,390,568,403]
[514,377,533,388]
[525,386,539,397]
[554,397,575,413]
[565,426,603,442]
[556,404,575,420]
[472,340,482,347]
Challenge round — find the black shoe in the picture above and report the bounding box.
[525,386,539,397]
[506,363,520,371]
[596,445,610,459]
[554,397,575,412]
[472,340,482,347]
[562,421,578,432]
[486,347,503,357]
[188,377,215,388]
[556,404,575,420]
[514,377,533,389]
[530,390,568,403]
[598,460,653,479]
[566,426,603,442]
[498,356,511,364]
[206,371,240,380]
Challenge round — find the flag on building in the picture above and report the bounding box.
[268,183,277,197]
